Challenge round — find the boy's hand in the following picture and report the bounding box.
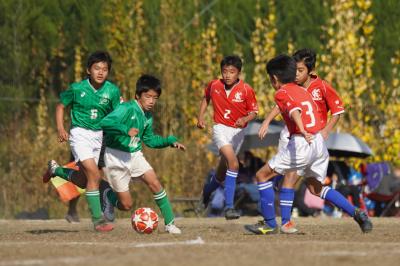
[57,127,69,142]
[197,118,206,129]
[258,121,270,139]
[320,129,329,140]
[235,117,247,128]
[301,131,314,144]
[172,142,186,151]
[128,128,139,137]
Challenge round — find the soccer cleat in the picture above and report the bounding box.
[101,187,115,222]
[353,208,373,233]
[42,160,60,183]
[165,223,182,234]
[244,220,278,235]
[93,218,114,232]
[280,221,298,234]
[224,208,240,220]
[65,213,80,223]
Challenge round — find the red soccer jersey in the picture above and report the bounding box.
[204,79,258,128]
[306,75,345,128]
[275,83,323,135]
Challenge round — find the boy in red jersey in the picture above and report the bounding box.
[197,55,258,219]
[244,54,372,235]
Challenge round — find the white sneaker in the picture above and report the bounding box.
[48,160,60,176]
[102,188,115,222]
[165,223,181,234]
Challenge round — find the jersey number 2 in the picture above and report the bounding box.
[300,101,316,128]
[223,109,231,119]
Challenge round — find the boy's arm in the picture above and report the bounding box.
[290,110,313,143]
[235,111,257,128]
[196,97,209,129]
[321,114,341,140]
[55,103,69,142]
[142,117,180,149]
[258,105,280,139]
[321,81,344,139]
[100,105,131,136]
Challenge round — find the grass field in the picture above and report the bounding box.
[0,217,399,266]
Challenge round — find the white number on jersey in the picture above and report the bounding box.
[300,101,316,128]
[90,109,98,119]
[223,109,231,119]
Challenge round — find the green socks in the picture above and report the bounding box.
[154,189,174,225]
[106,189,119,208]
[54,167,74,181]
[85,190,102,222]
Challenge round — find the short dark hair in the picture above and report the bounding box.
[87,51,112,71]
[266,54,296,84]
[220,55,242,71]
[136,74,162,97]
[292,48,316,72]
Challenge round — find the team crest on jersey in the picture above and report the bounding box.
[311,88,322,100]
[232,92,244,102]
[80,92,86,97]
[100,97,110,105]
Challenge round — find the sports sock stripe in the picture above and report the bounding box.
[321,186,330,199]
[154,190,167,200]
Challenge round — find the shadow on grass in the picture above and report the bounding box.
[27,229,79,234]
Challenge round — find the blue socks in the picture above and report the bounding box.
[258,181,277,228]
[321,186,356,216]
[280,188,294,225]
[224,170,238,209]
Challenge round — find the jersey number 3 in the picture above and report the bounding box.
[300,101,316,128]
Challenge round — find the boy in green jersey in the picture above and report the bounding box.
[99,74,185,234]
[44,51,121,232]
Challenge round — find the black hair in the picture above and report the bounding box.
[292,48,316,72]
[136,74,162,97]
[265,54,296,84]
[86,51,112,71]
[220,55,242,71]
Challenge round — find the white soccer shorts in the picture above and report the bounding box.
[69,127,103,164]
[268,133,329,182]
[212,123,245,154]
[103,147,153,192]
[278,125,290,150]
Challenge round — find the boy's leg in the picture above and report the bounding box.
[202,158,226,207]
[279,171,299,234]
[244,163,279,235]
[45,160,87,188]
[307,177,372,233]
[80,158,113,232]
[219,145,240,219]
[142,169,181,234]
[65,196,80,223]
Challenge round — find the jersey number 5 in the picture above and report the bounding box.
[300,101,316,128]
[90,109,98,119]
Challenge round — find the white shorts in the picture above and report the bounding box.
[212,124,245,154]
[268,133,329,182]
[278,126,290,150]
[69,127,103,164]
[103,147,153,192]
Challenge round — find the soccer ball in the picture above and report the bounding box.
[131,207,159,234]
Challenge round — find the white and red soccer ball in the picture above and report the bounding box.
[131,207,159,234]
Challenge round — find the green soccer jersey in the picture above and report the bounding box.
[100,100,178,153]
[60,79,121,130]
